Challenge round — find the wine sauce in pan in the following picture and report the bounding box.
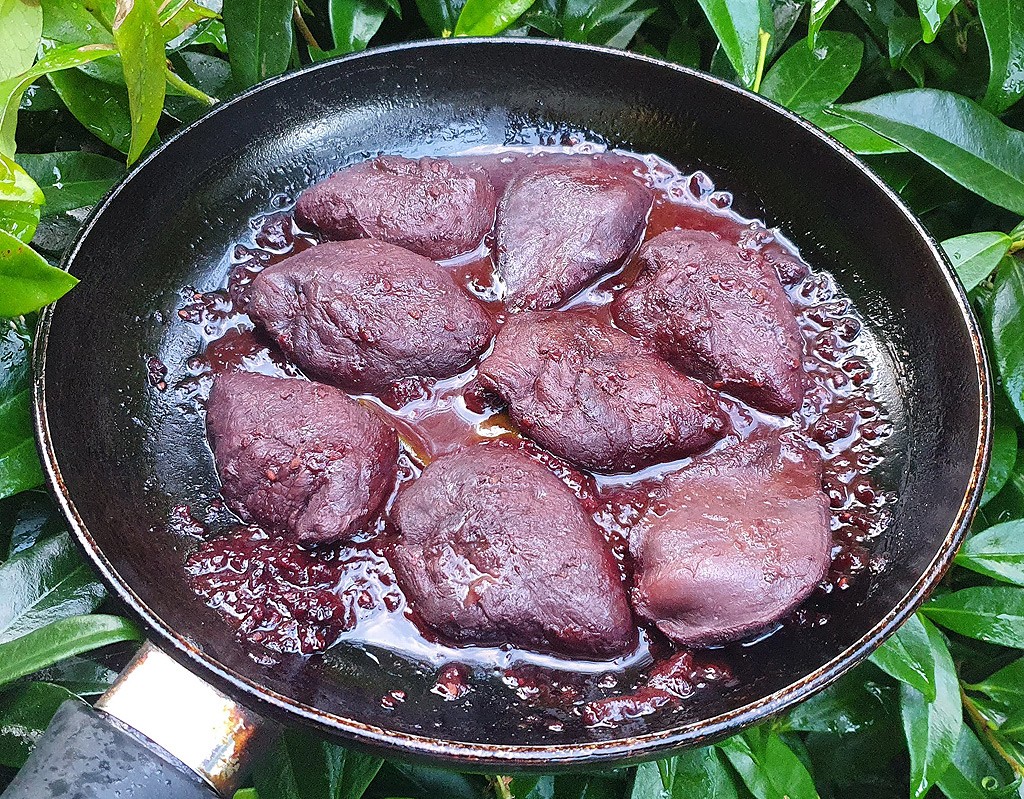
[169,145,892,727]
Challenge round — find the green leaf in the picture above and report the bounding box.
[870,613,937,700]
[374,763,485,799]
[832,90,1024,216]
[413,0,463,35]
[631,747,739,798]
[957,520,1024,586]
[942,232,1012,293]
[693,0,773,88]
[0,614,142,689]
[161,0,219,43]
[455,0,537,34]
[327,0,388,54]
[253,727,384,799]
[978,0,1024,113]
[991,259,1024,427]
[5,491,64,557]
[112,0,165,165]
[936,723,1021,799]
[981,421,1018,505]
[719,727,820,799]
[915,0,957,44]
[223,0,293,89]
[0,532,106,644]
[808,112,908,155]
[558,0,652,47]
[15,152,123,217]
[0,43,119,156]
[807,0,839,48]
[899,618,962,799]
[32,655,117,696]
[0,321,42,501]
[0,153,43,243]
[0,0,43,83]
[47,68,133,154]
[922,587,1024,648]
[760,31,863,115]
[785,669,894,734]
[967,657,1024,708]
[0,228,78,317]
[0,682,78,769]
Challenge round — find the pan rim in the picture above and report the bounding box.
[32,36,992,768]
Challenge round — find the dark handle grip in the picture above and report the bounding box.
[1,700,218,799]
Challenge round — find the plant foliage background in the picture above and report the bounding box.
[1,0,1024,794]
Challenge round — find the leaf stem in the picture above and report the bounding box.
[490,775,513,799]
[751,29,771,93]
[293,4,323,52]
[960,685,1024,778]
[164,65,217,105]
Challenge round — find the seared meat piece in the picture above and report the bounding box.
[295,156,496,260]
[391,445,636,659]
[477,311,731,472]
[246,239,495,393]
[630,431,830,646]
[496,163,653,311]
[206,372,398,544]
[612,229,805,414]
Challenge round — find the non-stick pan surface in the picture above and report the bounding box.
[33,39,989,769]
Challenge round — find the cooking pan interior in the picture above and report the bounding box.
[36,39,986,766]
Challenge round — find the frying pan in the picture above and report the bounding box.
[4,38,989,799]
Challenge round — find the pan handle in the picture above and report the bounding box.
[1,642,267,799]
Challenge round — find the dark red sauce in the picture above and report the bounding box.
[172,145,892,726]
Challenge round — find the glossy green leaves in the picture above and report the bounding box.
[16,152,123,217]
[977,0,1024,113]
[0,43,118,156]
[992,259,1024,427]
[324,0,389,55]
[942,232,1013,292]
[870,613,938,700]
[0,533,106,645]
[897,619,963,799]
[455,0,537,35]
[224,0,294,88]
[0,154,43,243]
[0,0,43,83]
[631,747,739,799]
[0,614,142,689]
[0,230,77,318]
[112,0,166,164]
[0,322,42,500]
[694,0,773,88]
[761,31,862,115]
[719,727,819,799]
[923,587,1024,647]
[252,728,384,799]
[915,0,958,44]
[958,520,1024,585]
[835,90,1024,216]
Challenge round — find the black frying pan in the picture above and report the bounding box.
[7,38,989,798]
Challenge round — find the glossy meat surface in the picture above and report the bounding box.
[206,372,398,544]
[477,311,731,472]
[295,156,496,260]
[496,163,653,311]
[246,239,495,393]
[631,431,831,646]
[391,445,636,659]
[612,229,805,414]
